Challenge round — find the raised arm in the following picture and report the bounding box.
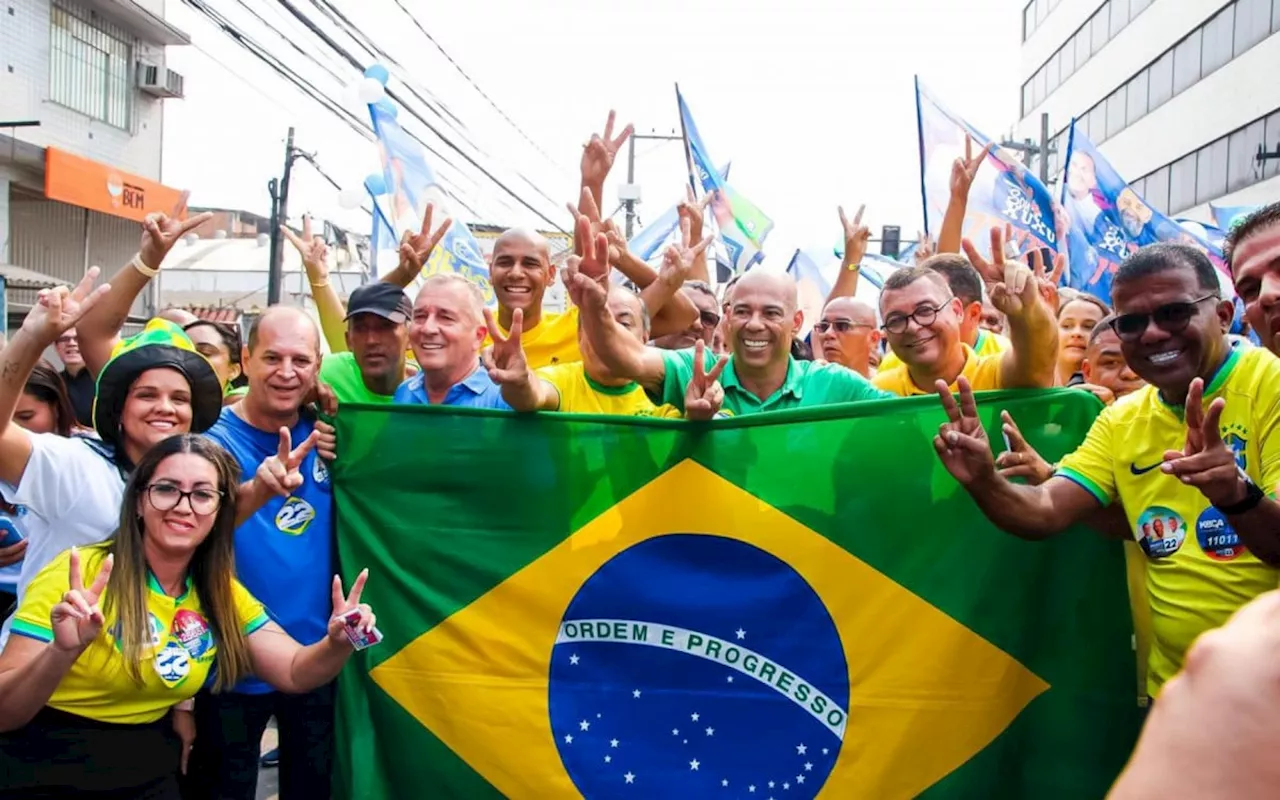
[579,110,632,222]
[377,203,452,290]
[76,193,209,377]
[0,270,109,487]
[934,378,1101,539]
[966,227,1058,389]
[247,570,373,694]
[282,215,349,353]
[937,136,993,254]
[482,308,559,412]
[824,204,869,305]
[639,216,707,337]
[567,257,667,395]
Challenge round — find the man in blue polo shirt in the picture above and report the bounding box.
[394,273,510,409]
[191,306,334,800]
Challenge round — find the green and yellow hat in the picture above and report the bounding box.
[92,319,223,447]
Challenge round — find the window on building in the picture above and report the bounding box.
[1227,119,1266,192]
[1109,0,1131,39]
[1126,68,1149,126]
[1235,0,1271,56]
[1076,25,1093,67]
[48,3,132,129]
[1061,33,1077,79]
[1145,166,1171,215]
[1264,110,1280,180]
[1023,2,1034,40]
[1046,50,1061,94]
[1172,28,1202,95]
[1201,5,1235,77]
[1022,83,1034,119]
[1089,104,1107,143]
[1148,50,1174,110]
[1273,0,1280,33]
[1131,0,1151,15]
[1169,154,1197,213]
[1036,0,1048,25]
[1091,3,1111,54]
[1105,86,1127,140]
[1131,176,1146,202]
[1196,138,1229,205]
[1036,67,1048,108]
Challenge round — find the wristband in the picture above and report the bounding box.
[130,253,158,278]
[1213,469,1265,516]
[846,262,861,272]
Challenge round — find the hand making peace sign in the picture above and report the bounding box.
[20,267,111,345]
[580,110,634,189]
[482,306,529,386]
[396,203,454,277]
[684,340,727,421]
[139,192,213,271]
[932,377,999,486]
[326,568,375,647]
[51,547,114,653]
[961,226,1041,320]
[659,216,715,285]
[254,428,319,497]
[567,187,612,281]
[1160,378,1245,506]
[950,135,995,199]
[838,204,870,266]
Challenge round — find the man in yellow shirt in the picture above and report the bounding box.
[872,254,1057,396]
[932,242,1280,698]
[878,253,1010,372]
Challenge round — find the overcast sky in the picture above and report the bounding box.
[161,0,1022,268]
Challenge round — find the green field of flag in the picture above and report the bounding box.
[331,390,1143,798]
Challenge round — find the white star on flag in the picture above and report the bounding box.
[796,744,807,755]
[690,759,700,771]
[624,772,635,784]
[784,783,790,790]
[691,712,700,722]
[569,654,579,665]
[672,728,679,736]
[748,786,755,793]
[796,775,805,785]
[604,755,611,763]
[632,689,641,698]
[722,779,729,787]
[564,734,573,744]
[821,748,829,755]
[579,720,590,731]
[706,727,715,736]
[726,676,734,683]
[804,762,813,771]
[769,781,775,788]
[610,739,619,748]
[736,628,746,639]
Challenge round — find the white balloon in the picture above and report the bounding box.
[356,77,385,104]
[338,188,363,210]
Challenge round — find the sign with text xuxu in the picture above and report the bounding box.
[44,147,183,222]
[332,392,1142,799]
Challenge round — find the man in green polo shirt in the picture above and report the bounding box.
[570,268,894,415]
[318,282,410,404]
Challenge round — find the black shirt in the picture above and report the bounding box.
[62,368,95,427]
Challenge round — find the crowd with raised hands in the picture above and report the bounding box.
[1,106,1280,798]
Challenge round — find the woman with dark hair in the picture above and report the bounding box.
[182,320,247,404]
[0,361,83,620]
[0,434,375,798]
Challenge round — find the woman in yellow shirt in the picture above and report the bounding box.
[0,434,375,799]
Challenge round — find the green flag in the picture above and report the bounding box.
[332,390,1143,799]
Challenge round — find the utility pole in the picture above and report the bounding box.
[622,130,685,238]
[999,111,1056,185]
[267,127,296,306]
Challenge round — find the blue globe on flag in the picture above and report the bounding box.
[549,534,849,798]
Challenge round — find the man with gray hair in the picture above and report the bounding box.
[394,273,510,408]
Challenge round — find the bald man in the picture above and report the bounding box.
[197,304,335,800]
[482,228,582,369]
[573,269,892,415]
[814,297,881,378]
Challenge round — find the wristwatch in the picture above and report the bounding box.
[1213,468,1266,515]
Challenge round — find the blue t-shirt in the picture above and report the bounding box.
[393,363,512,409]
[204,408,334,695]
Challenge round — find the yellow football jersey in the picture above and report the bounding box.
[485,306,582,370]
[872,344,1003,396]
[879,328,1008,373]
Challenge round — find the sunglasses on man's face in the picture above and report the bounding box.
[814,319,873,335]
[698,310,721,328]
[1106,295,1218,342]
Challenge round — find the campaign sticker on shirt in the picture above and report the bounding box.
[275,497,316,536]
[1195,507,1246,561]
[312,456,330,486]
[1136,506,1186,558]
[172,609,214,661]
[154,640,191,687]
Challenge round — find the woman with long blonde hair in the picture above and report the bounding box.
[0,434,374,799]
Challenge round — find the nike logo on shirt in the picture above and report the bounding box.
[1129,462,1161,475]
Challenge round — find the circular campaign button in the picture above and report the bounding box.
[1136,506,1186,559]
[1195,507,1246,561]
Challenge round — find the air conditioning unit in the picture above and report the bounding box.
[136,61,184,99]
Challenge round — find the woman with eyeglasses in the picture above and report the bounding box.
[0,434,375,799]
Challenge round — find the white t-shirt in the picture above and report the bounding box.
[0,433,126,648]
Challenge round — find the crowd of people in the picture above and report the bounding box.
[0,108,1278,798]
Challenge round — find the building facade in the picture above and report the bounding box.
[0,0,188,329]
[1017,0,1280,222]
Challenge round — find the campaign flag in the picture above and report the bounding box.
[332,393,1143,799]
[1060,126,1225,304]
[677,89,774,272]
[1210,203,1261,233]
[915,78,1063,260]
[787,248,896,339]
[368,101,493,303]
[628,163,734,264]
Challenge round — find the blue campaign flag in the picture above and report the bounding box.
[677,89,774,273]
[1060,125,1226,304]
[369,101,493,304]
[915,78,1063,259]
[627,164,733,263]
[1210,203,1261,233]
[787,248,896,339]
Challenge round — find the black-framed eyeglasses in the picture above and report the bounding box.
[1106,295,1218,342]
[882,299,953,335]
[814,320,874,335]
[698,310,721,328]
[146,483,224,516]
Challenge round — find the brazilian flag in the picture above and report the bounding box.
[331,390,1143,799]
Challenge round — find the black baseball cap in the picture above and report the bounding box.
[345,282,412,324]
